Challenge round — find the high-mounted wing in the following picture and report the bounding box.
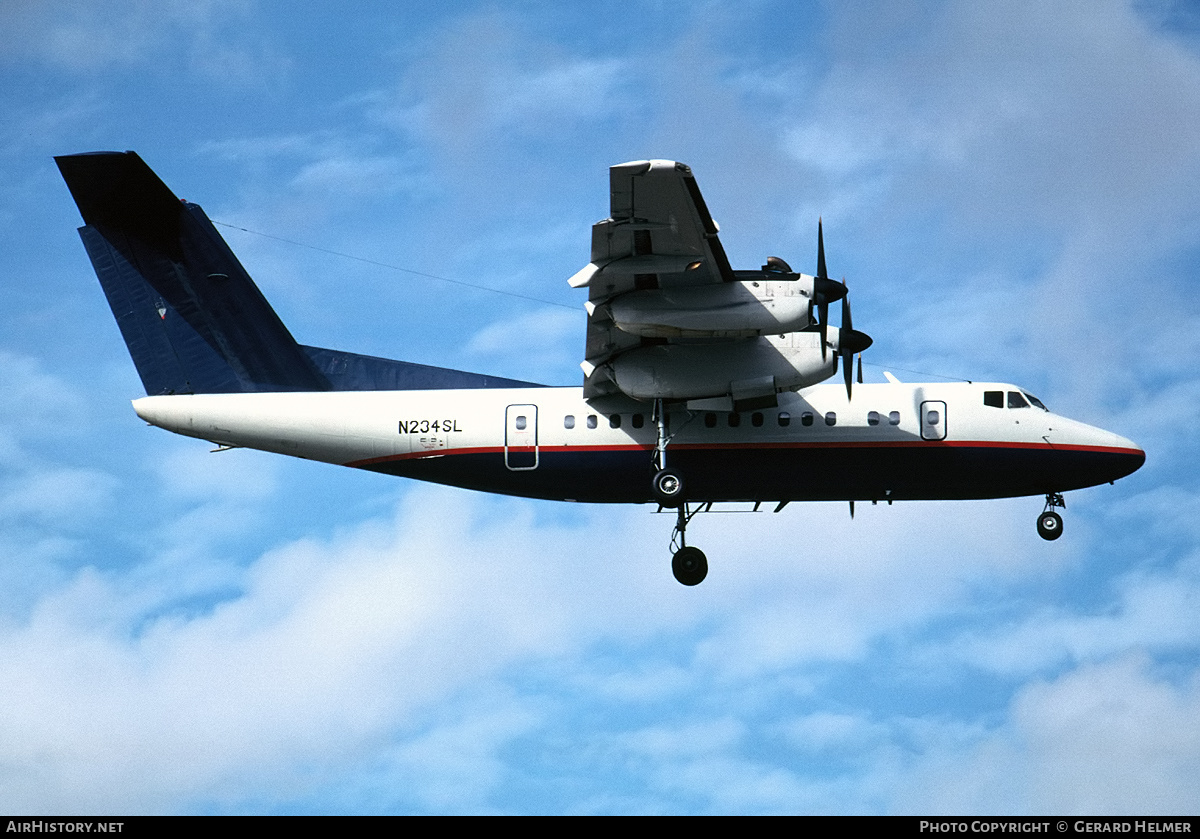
[568,159,734,293]
[572,161,871,407]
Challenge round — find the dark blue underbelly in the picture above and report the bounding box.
[358,443,1144,503]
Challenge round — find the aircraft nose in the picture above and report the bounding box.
[1048,418,1145,487]
[1108,432,1146,481]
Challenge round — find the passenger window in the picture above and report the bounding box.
[751,412,764,427]
[984,391,1003,408]
[587,415,598,429]
[515,415,527,430]
[564,415,575,429]
[801,411,814,426]
[1007,391,1029,409]
[867,411,881,426]
[728,412,741,428]
[888,411,900,425]
[704,412,717,429]
[609,414,621,429]
[632,414,645,428]
[926,410,940,426]
[825,412,837,426]
[778,411,791,427]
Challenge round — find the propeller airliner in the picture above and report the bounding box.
[57,152,1144,585]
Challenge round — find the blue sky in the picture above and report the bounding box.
[2,0,1198,815]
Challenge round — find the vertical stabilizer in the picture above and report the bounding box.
[57,151,330,395]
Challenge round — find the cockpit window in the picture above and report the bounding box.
[1007,391,1029,409]
[1023,392,1048,411]
[984,390,1003,408]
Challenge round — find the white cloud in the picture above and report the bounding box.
[0,0,286,84]
[946,558,1200,677]
[902,655,1200,814]
[465,307,580,383]
[0,482,1068,813]
[378,11,633,165]
[0,486,648,812]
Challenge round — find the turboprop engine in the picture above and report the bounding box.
[603,277,815,339]
[602,325,863,406]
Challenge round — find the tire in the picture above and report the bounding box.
[1037,510,1063,541]
[652,468,685,507]
[672,546,708,586]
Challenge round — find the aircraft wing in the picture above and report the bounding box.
[574,161,746,400]
[571,160,866,407]
[569,159,735,294]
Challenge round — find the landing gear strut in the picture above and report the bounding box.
[1037,492,1065,541]
[670,503,707,586]
[652,399,708,585]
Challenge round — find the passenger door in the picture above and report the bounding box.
[920,400,947,441]
[505,404,539,470]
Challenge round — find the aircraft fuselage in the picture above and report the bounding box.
[133,381,1143,505]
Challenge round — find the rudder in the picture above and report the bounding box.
[57,151,330,395]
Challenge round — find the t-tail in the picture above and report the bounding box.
[57,151,537,395]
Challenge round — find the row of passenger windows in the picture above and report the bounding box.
[559,410,904,429]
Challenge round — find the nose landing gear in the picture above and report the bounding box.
[1037,493,1065,541]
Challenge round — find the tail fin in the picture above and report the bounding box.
[59,151,544,394]
[56,151,329,395]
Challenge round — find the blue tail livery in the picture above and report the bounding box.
[56,151,535,395]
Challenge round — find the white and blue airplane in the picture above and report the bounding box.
[57,153,1144,585]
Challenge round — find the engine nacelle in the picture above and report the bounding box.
[603,328,844,401]
[604,277,815,339]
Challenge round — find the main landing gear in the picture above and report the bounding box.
[670,503,707,586]
[652,398,708,586]
[1037,492,1065,541]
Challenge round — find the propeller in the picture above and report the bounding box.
[812,219,847,361]
[838,283,873,400]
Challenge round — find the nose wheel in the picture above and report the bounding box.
[1037,493,1065,541]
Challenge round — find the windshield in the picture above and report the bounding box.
[1023,392,1048,411]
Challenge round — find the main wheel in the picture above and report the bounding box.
[652,468,685,508]
[672,546,708,586]
[1037,510,1063,541]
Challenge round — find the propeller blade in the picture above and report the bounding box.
[843,343,854,399]
[819,300,828,361]
[838,288,872,399]
[817,218,827,281]
[813,222,847,360]
[842,291,853,398]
